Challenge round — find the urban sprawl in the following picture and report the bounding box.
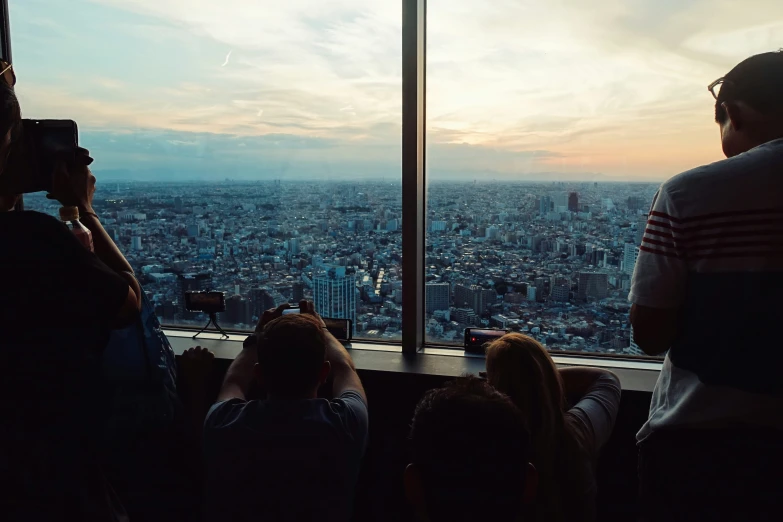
[26,180,659,355]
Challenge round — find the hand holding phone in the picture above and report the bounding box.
[47,148,96,210]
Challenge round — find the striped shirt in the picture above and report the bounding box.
[631,137,783,441]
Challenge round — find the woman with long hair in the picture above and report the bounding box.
[485,333,621,522]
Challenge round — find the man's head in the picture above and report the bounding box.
[254,313,330,399]
[405,376,537,522]
[712,50,783,158]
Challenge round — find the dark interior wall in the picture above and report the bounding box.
[187,357,652,522]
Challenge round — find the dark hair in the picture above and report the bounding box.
[409,376,531,522]
[0,81,21,144]
[715,50,783,123]
[256,314,327,396]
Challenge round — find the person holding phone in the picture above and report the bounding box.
[0,79,141,522]
[202,300,368,522]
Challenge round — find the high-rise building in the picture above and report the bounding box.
[426,283,451,313]
[131,236,143,251]
[568,192,579,212]
[179,272,212,318]
[551,278,570,302]
[289,237,300,255]
[249,287,276,319]
[485,226,499,240]
[623,243,640,275]
[454,284,497,315]
[553,192,568,212]
[292,281,305,302]
[313,266,356,327]
[578,272,609,301]
[627,327,644,356]
[539,195,552,216]
[224,294,252,325]
[526,286,537,301]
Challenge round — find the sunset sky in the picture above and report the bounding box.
[8,0,783,181]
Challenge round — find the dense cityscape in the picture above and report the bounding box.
[26,180,658,356]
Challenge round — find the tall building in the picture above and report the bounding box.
[426,283,451,313]
[539,195,552,215]
[224,294,252,325]
[289,237,300,255]
[568,192,579,212]
[249,287,276,319]
[179,272,212,318]
[292,281,305,302]
[454,284,497,315]
[578,272,609,301]
[627,327,644,356]
[131,236,143,251]
[553,192,568,212]
[313,266,356,327]
[623,243,640,275]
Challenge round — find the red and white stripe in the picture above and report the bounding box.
[641,208,783,260]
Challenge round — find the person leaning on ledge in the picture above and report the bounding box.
[201,300,368,522]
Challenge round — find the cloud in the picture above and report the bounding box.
[12,0,782,181]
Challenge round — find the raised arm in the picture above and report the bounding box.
[217,304,289,402]
[559,366,620,403]
[49,150,141,324]
[300,301,366,403]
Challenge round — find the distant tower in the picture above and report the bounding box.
[568,192,579,212]
[313,266,356,328]
[539,195,552,216]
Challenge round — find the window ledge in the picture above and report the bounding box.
[164,330,661,392]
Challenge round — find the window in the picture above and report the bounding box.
[425,0,781,354]
[8,0,780,356]
[11,0,402,339]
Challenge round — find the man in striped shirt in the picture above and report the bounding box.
[630,51,783,522]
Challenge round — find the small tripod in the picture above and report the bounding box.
[192,312,230,340]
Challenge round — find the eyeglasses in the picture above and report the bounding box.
[0,60,15,88]
[708,77,736,100]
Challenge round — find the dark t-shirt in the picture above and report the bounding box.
[203,391,369,522]
[0,210,130,522]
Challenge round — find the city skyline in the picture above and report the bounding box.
[26,179,658,355]
[8,0,783,182]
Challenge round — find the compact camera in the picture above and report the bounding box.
[184,291,226,314]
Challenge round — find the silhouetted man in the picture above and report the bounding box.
[405,377,537,522]
[203,301,368,522]
[630,51,783,521]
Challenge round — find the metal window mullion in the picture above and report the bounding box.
[401,0,426,354]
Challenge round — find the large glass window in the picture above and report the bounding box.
[11,0,402,339]
[425,0,781,354]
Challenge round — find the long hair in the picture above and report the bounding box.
[485,333,569,521]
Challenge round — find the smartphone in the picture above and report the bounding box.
[323,317,353,341]
[464,328,508,354]
[282,306,301,315]
[0,119,79,195]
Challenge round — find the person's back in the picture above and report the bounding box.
[630,51,783,521]
[404,376,537,522]
[203,305,368,522]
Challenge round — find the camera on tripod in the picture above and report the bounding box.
[185,291,228,339]
[184,291,226,314]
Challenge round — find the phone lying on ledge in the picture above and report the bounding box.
[464,328,508,354]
